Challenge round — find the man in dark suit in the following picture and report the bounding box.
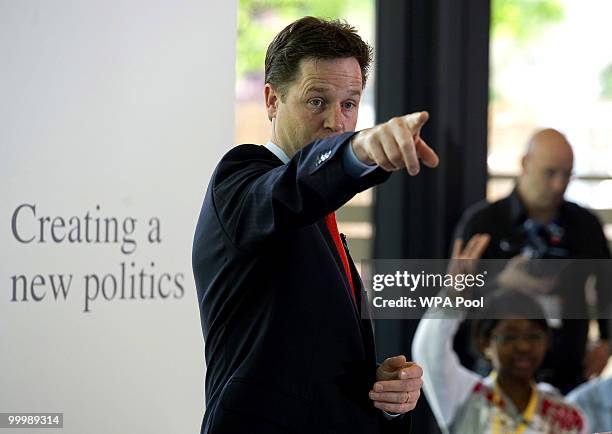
[193,17,438,433]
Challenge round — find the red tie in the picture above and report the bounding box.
[324,212,356,305]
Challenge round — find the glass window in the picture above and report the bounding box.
[490,1,612,369]
[489,0,612,243]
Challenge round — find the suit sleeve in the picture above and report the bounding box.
[379,411,411,434]
[213,132,390,251]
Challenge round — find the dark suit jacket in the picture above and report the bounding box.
[193,133,410,433]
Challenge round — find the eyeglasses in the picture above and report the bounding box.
[492,332,547,346]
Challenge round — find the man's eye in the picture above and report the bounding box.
[308,99,324,108]
[342,102,356,110]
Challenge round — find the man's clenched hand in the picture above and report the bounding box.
[369,355,423,414]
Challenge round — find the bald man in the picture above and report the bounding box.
[452,128,611,394]
[518,129,574,223]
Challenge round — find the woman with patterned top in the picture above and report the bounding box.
[413,288,587,434]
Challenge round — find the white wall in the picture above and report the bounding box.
[0,1,236,432]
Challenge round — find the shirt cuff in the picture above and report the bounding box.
[342,139,378,178]
[382,410,402,419]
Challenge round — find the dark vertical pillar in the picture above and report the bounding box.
[373,0,490,432]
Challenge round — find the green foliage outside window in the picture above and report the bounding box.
[237,0,564,79]
[600,61,612,100]
[491,0,563,43]
[237,0,371,79]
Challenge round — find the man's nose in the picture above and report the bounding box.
[323,106,344,132]
[550,175,568,194]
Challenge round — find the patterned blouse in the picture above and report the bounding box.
[413,314,587,434]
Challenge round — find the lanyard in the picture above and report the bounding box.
[490,372,538,434]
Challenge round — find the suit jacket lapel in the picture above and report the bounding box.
[316,220,361,318]
[317,220,376,361]
[345,247,377,363]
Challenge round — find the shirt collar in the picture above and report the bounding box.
[263,141,289,164]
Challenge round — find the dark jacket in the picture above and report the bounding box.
[193,133,410,433]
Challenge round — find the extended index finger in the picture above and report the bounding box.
[402,111,429,135]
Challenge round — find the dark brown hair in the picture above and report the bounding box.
[264,16,373,99]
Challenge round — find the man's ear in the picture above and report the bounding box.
[264,83,280,121]
[521,154,529,172]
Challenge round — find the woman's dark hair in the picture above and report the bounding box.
[473,288,550,342]
[264,16,373,99]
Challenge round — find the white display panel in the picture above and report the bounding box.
[0,1,237,432]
